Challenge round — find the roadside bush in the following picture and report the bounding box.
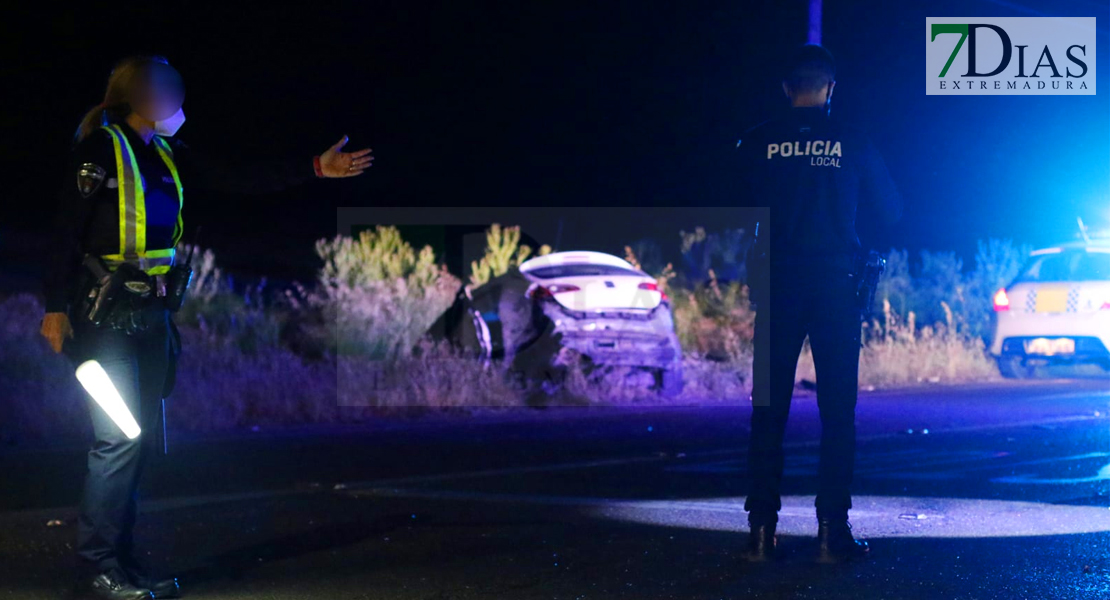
[468,224,551,288]
[671,273,754,364]
[0,294,87,444]
[625,238,666,276]
[175,245,286,354]
[677,226,752,284]
[313,226,460,359]
[875,238,1029,340]
[912,250,964,329]
[962,239,1030,341]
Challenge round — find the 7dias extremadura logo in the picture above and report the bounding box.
[927,17,1096,95]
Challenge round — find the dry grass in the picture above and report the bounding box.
[795,299,1000,388]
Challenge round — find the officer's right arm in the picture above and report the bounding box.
[42,131,114,317]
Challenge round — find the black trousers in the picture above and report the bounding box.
[745,260,861,524]
[64,302,171,575]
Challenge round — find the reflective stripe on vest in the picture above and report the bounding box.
[99,125,184,275]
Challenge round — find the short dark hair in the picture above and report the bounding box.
[784,44,835,93]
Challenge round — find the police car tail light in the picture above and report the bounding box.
[638,281,668,302]
[992,288,1010,312]
[75,360,142,440]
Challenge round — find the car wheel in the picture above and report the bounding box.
[655,365,684,397]
[997,356,1031,379]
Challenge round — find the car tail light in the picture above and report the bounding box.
[531,283,580,301]
[992,288,1010,312]
[638,281,668,302]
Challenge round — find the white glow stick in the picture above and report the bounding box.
[75,360,142,440]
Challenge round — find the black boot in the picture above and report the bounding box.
[816,519,869,563]
[87,570,153,600]
[742,521,777,562]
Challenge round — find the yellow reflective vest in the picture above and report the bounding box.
[98,124,184,275]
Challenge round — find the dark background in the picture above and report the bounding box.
[1,1,1107,287]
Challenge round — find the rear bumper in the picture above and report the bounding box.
[990,311,1110,364]
[539,301,681,368]
[558,331,681,368]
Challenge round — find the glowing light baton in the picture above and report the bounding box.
[75,360,141,440]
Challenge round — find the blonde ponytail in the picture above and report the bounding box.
[73,55,175,144]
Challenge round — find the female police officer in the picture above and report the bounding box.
[39,55,373,600]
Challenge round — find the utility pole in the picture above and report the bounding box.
[808,0,822,44]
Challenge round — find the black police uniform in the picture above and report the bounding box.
[43,122,315,590]
[737,106,902,525]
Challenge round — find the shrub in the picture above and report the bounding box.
[625,238,666,276]
[912,250,964,328]
[677,226,752,283]
[671,272,754,363]
[468,224,551,287]
[874,239,1029,340]
[313,226,460,360]
[174,245,285,354]
[963,239,1031,341]
[0,294,88,444]
[875,248,913,317]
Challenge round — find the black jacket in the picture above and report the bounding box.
[737,106,902,267]
[44,122,316,313]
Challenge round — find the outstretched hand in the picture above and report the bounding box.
[318,135,373,178]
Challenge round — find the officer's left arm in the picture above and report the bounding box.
[857,137,903,225]
[171,135,373,194]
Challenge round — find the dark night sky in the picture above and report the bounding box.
[2,1,1108,285]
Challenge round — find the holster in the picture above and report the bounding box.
[853,250,886,320]
[77,256,159,335]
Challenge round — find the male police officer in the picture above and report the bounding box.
[737,45,902,562]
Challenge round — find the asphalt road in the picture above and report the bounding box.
[2,379,1109,599]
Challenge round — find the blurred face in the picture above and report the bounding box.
[130,62,185,122]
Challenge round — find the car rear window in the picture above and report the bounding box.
[525,264,645,279]
[1013,251,1110,283]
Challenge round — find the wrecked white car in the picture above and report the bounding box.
[428,251,683,396]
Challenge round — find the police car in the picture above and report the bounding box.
[990,240,1110,378]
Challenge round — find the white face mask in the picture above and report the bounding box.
[154,108,186,137]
